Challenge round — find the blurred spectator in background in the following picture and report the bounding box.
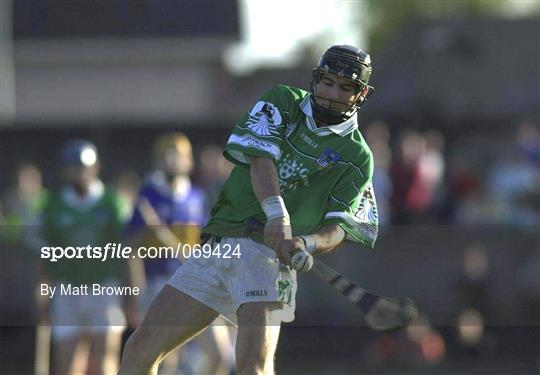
[125,133,234,375]
[516,120,540,167]
[0,162,49,364]
[37,140,134,375]
[0,164,49,329]
[1,163,49,246]
[390,129,446,224]
[366,121,393,225]
[390,130,425,224]
[488,120,540,225]
[197,144,234,215]
[447,151,495,225]
[405,130,445,222]
[452,244,491,353]
[417,130,446,218]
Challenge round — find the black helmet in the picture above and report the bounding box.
[311,45,374,124]
[59,139,99,167]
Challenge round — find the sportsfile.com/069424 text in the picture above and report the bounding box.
[40,242,242,262]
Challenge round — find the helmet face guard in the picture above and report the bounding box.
[311,45,374,124]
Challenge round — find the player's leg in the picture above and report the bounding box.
[50,296,91,375]
[53,333,90,375]
[218,237,297,375]
[118,285,219,375]
[235,302,283,375]
[82,284,126,375]
[209,323,236,374]
[88,330,122,375]
[137,275,180,375]
[155,351,179,375]
[191,323,235,375]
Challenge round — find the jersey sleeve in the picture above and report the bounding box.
[224,85,289,165]
[124,188,147,237]
[106,190,128,242]
[321,160,379,248]
[123,184,159,243]
[192,188,209,225]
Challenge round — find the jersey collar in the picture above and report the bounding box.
[62,179,104,210]
[301,95,358,137]
[148,170,191,200]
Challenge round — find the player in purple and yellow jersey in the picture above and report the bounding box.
[125,132,234,375]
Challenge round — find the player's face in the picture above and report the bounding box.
[159,145,193,176]
[314,73,362,113]
[64,164,98,187]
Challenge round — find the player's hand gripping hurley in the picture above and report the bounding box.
[245,218,418,332]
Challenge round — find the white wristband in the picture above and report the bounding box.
[262,196,289,221]
[300,235,317,254]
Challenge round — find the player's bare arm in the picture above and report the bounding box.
[278,224,346,268]
[303,224,346,256]
[249,155,292,251]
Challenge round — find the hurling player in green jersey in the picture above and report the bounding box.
[120,45,378,375]
[38,140,135,375]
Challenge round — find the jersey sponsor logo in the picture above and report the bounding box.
[245,290,268,297]
[316,148,341,170]
[227,133,280,160]
[246,101,282,137]
[241,134,276,151]
[359,223,378,241]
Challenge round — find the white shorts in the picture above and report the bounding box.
[51,280,126,340]
[167,236,297,325]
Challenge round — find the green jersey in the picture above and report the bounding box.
[203,84,378,248]
[41,181,126,283]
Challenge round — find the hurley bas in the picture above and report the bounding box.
[41,283,140,299]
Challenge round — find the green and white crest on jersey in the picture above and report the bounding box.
[355,183,378,225]
[246,101,282,137]
[277,279,292,305]
[315,148,342,171]
[278,153,310,190]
